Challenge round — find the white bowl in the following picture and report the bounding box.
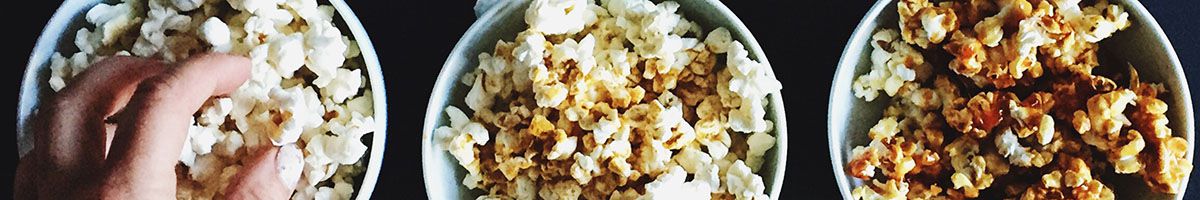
[828,0,1193,199]
[421,0,787,199]
[16,0,388,199]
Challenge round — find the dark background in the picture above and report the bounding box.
[2,0,1197,199]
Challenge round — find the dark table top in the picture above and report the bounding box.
[2,0,1197,199]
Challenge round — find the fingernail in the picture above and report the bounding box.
[276,144,303,190]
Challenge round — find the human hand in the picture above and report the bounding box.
[15,53,294,199]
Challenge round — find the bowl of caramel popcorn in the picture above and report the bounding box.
[19,0,387,199]
[829,0,1193,199]
[422,0,787,199]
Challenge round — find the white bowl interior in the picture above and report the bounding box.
[17,0,389,199]
[828,0,1193,199]
[422,0,787,199]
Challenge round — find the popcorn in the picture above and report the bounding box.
[850,179,909,200]
[525,0,595,35]
[642,166,714,200]
[322,68,364,103]
[46,0,379,197]
[849,0,1189,197]
[134,0,192,60]
[725,161,769,200]
[547,132,577,160]
[897,0,957,48]
[172,0,205,11]
[852,29,928,101]
[198,17,233,52]
[443,0,779,198]
[305,20,349,87]
[269,33,306,78]
[84,2,138,47]
[745,131,775,172]
[265,86,325,145]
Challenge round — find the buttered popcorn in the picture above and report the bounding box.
[848,0,1190,199]
[435,0,782,199]
[48,0,375,199]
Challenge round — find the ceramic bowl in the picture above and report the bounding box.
[422,0,787,199]
[828,0,1193,199]
[16,0,388,199]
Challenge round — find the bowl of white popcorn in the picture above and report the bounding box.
[422,0,787,199]
[18,0,387,199]
[829,0,1193,199]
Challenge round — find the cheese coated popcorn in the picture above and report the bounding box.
[47,0,376,199]
[436,0,782,199]
[847,0,1189,198]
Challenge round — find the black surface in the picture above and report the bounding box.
[2,0,1198,199]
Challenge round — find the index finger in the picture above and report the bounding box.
[100,53,250,198]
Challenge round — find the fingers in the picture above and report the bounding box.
[39,56,166,170]
[225,146,299,200]
[102,53,250,199]
[14,149,38,199]
[33,56,166,197]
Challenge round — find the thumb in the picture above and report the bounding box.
[225,145,302,199]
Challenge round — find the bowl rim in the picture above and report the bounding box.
[826,1,893,199]
[421,0,788,199]
[826,0,1194,199]
[16,0,389,199]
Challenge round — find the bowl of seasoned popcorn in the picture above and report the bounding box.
[18,0,387,199]
[829,0,1193,199]
[422,0,787,199]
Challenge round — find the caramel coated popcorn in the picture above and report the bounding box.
[848,0,1190,199]
[437,0,782,199]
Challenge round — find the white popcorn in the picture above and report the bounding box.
[672,146,712,174]
[745,131,776,172]
[346,90,375,116]
[305,20,349,87]
[266,86,325,145]
[321,68,363,103]
[229,0,284,13]
[171,0,204,11]
[48,53,72,91]
[547,133,578,160]
[199,98,234,126]
[724,41,782,133]
[851,29,922,101]
[180,135,197,167]
[525,0,594,35]
[242,16,279,46]
[85,2,137,46]
[133,0,191,58]
[919,11,950,44]
[188,124,224,155]
[75,29,100,55]
[550,34,597,74]
[570,153,600,184]
[704,27,733,53]
[217,131,245,157]
[725,160,769,200]
[324,115,373,165]
[511,32,545,90]
[189,154,224,181]
[199,17,232,52]
[642,166,713,200]
[466,74,494,113]
[995,129,1035,166]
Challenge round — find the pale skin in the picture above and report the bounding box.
[15,53,292,199]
